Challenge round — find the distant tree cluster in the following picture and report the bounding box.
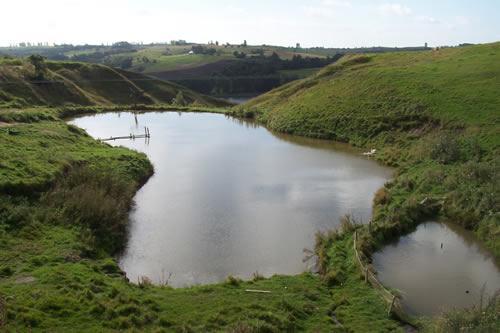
[171,40,188,45]
[280,54,342,70]
[233,51,247,59]
[191,45,217,55]
[112,41,135,50]
[227,52,341,71]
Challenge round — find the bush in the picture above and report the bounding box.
[373,188,390,206]
[340,215,357,234]
[0,266,14,278]
[225,275,242,287]
[42,166,136,254]
[431,134,461,164]
[323,270,345,287]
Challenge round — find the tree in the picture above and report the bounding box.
[28,54,47,80]
[243,40,247,47]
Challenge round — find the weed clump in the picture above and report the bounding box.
[225,275,242,287]
[42,166,136,254]
[0,266,14,278]
[430,134,461,164]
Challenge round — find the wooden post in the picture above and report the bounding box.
[387,296,396,316]
[365,267,369,283]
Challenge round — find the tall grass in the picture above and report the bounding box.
[427,291,499,332]
[42,166,136,255]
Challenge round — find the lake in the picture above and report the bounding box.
[71,111,391,287]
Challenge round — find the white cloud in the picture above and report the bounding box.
[322,0,352,8]
[379,3,412,16]
[304,6,335,19]
[455,16,470,25]
[305,0,353,19]
[416,15,440,24]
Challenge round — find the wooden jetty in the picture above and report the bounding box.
[100,126,151,142]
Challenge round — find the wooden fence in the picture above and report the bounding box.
[353,230,413,323]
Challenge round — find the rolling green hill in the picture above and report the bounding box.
[0,58,228,108]
[234,42,500,256]
[2,43,430,96]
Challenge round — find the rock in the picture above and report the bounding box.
[15,276,36,284]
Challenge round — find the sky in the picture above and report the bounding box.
[1,0,499,48]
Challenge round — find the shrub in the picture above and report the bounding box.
[42,166,136,254]
[100,259,121,275]
[431,134,461,164]
[225,275,242,287]
[373,188,390,206]
[0,266,14,278]
[323,270,345,287]
[340,215,357,234]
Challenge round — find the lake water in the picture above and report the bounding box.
[222,95,257,105]
[71,111,391,286]
[372,221,500,316]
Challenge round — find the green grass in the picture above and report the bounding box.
[233,43,500,259]
[0,121,151,195]
[134,54,232,73]
[0,214,400,332]
[2,43,498,331]
[278,67,323,78]
[0,110,403,331]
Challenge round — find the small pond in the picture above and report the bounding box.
[372,221,500,316]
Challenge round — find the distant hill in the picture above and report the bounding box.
[0,58,228,108]
[0,43,430,96]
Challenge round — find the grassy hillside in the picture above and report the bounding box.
[0,58,228,108]
[234,43,500,257]
[0,42,431,97]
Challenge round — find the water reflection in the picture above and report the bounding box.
[71,111,392,287]
[372,221,500,316]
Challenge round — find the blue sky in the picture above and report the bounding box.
[1,0,499,47]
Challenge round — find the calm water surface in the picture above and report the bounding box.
[71,112,391,286]
[222,95,257,105]
[373,221,500,316]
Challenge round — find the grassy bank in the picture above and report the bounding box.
[0,107,404,331]
[232,43,499,259]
